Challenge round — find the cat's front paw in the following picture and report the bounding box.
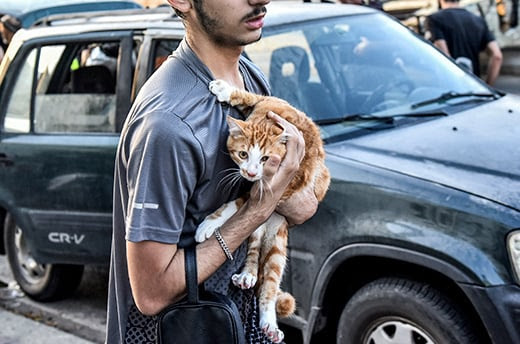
[209,79,233,103]
[260,313,284,343]
[195,218,219,243]
[232,272,257,289]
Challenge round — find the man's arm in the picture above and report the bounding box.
[127,112,307,316]
[484,40,503,86]
[276,183,318,226]
[270,112,318,225]
[433,39,450,57]
[127,198,275,316]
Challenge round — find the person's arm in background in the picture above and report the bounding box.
[484,40,503,86]
[433,39,451,57]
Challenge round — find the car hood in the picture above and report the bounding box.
[326,94,520,211]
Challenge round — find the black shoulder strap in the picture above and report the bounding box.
[184,245,199,303]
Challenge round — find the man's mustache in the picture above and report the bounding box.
[243,6,267,21]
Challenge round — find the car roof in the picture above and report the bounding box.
[12,1,377,43]
[264,1,376,26]
[1,0,142,28]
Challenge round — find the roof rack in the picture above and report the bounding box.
[32,6,175,27]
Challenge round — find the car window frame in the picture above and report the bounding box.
[0,30,135,135]
[131,29,184,102]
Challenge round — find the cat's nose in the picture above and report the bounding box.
[247,171,257,178]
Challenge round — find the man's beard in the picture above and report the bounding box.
[194,4,266,46]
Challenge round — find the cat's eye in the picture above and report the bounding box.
[238,151,248,159]
[261,156,269,163]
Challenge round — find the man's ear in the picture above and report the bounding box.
[167,0,192,14]
[226,116,246,138]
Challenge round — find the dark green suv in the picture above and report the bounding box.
[1,3,519,344]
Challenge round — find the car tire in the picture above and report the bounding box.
[337,277,478,344]
[4,213,84,301]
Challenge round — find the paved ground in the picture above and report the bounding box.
[0,257,107,343]
[0,306,94,344]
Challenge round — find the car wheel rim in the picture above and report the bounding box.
[13,225,48,284]
[365,318,435,344]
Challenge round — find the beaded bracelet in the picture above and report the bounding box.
[214,227,234,261]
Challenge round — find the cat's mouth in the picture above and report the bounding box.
[241,171,262,182]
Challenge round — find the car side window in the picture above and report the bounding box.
[245,30,335,120]
[4,49,36,133]
[152,39,179,71]
[33,42,119,133]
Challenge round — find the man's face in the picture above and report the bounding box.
[193,0,270,47]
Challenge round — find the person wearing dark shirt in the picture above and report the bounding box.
[427,0,502,85]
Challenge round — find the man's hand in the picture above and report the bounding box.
[248,111,317,225]
[248,111,305,209]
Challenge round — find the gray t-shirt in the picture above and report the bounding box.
[106,38,269,344]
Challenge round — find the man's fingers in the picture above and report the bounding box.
[267,110,283,123]
[263,154,281,180]
[268,111,305,163]
[250,111,305,204]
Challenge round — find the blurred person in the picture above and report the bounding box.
[338,0,383,10]
[427,0,503,85]
[0,15,21,63]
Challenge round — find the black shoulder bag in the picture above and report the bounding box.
[157,244,245,344]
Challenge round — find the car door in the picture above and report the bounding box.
[0,31,134,264]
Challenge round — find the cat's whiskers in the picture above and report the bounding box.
[218,167,239,176]
[257,179,264,201]
[217,169,243,194]
[254,178,274,202]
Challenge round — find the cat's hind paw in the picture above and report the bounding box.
[260,315,284,343]
[209,79,233,103]
[232,272,257,289]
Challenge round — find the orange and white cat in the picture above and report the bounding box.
[195,79,330,343]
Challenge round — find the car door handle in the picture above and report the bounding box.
[0,153,13,166]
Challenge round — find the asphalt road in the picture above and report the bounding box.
[0,306,94,344]
[0,256,107,343]
[0,73,518,343]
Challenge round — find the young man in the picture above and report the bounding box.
[427,0,503,85]
[106,0,318,343]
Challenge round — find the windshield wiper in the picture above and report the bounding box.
[314,113,394,125]
[411,91,499,109]
[314,111,447,125]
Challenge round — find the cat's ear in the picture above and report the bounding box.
[269,117,290,144]
[226,116,246,138]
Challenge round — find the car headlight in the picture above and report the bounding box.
[507,230,520,284]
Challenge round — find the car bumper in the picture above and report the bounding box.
[461,283,520,343]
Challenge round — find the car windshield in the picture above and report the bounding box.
[245,12,496,141]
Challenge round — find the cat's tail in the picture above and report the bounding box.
[276,290,296,318]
